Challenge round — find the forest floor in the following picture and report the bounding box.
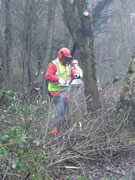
[62,152,135,179]
[1,81,135,179]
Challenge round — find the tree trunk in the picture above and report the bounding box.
[61,0,101,112]
[22,0,34,88]
[117,50,135,128]
[4,0,12,88]
[41,0,57,98]
[0,32,6,87]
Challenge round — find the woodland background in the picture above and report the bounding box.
[0,0,135,91]
[1,0,135,179]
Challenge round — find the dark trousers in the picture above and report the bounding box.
[51,95,69,128]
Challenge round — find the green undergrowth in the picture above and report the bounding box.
[0,89,53,179]
[0,126,53,180]
[1,89,135,179]
[0,89,87,179]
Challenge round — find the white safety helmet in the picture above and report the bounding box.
[72,59,78,64]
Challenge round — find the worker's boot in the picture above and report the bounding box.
[49,126,58,135]
[49,120,63,135]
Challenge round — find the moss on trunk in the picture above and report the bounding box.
[117,50,135,127]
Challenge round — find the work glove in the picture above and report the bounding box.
[58,79,66,86]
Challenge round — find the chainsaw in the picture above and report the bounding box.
[59,75,81,87]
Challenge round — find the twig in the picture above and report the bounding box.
[43,98,52,145]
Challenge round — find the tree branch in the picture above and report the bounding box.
[92,0,113,22]
[61,0,80,40]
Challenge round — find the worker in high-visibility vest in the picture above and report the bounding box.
[46,48,76,134]
[72,59,83,78]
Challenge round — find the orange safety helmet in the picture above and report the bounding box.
[58,48,72,61]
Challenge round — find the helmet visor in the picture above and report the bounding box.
[62,56,72,65]
[63,56,72,61]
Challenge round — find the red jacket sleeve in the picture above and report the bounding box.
[46,62,59,82]
[70,65,76,77]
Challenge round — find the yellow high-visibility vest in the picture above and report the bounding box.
[48,59,71,91]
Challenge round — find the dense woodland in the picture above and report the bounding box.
[1,0,135,179]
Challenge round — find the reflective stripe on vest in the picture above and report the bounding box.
[48,59,71,92]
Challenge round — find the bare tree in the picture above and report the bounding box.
[61,0,100,112]
[41,0,58,97]
[117,50,135,128]
[22,0,38,88]
[4,0,12,87]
